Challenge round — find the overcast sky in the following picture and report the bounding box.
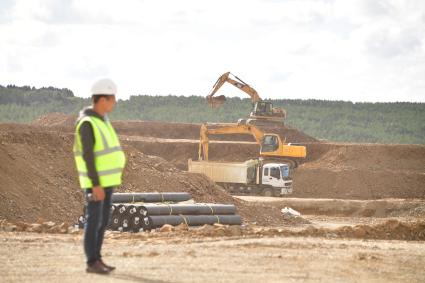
[1,0,424,102]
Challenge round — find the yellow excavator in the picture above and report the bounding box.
[206,72,286,126]
[199,123,306,168]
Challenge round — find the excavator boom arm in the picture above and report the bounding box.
[206,72,262,107]
[199,123,265,160]
[198,123,307,167]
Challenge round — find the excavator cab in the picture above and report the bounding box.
[260,134,280,153]
[252,101,273,117]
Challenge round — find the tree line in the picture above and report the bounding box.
[0,85,424,144]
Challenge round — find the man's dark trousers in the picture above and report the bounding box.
[84,187,114,264]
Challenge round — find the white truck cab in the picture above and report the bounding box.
[261,163,293,195]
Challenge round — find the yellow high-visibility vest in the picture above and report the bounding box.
[73,116,126,189]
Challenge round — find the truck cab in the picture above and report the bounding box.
[261,163,293,195]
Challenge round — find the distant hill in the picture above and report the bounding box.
[1,84,424,144]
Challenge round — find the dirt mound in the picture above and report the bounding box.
[250,219,425,241]
[3,113,424,226]
[293,142,425,199]
[114,120,202,139]
[119,219,425,241]
[314,219,425,241]
[31,112,76,128]
[0,128,80,224]
[339,219,425,240]
[31,113,317,143]
[27,113,425,200]
[2,218,424,241]
[293,168,425,199]
[238,197,425,218]
[121,148,232,204]
[0,219,74,234]
[304,142,425,170]
[0,124,285,226]
[125,139,259,170]
[123,138,425,199]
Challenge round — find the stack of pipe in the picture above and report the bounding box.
[136,203,241,231]
[77,192,242,232]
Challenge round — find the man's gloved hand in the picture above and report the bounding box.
[92,185,105,201]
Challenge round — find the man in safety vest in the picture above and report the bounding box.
[74,78,126,274]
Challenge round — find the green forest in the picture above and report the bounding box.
[1,85,424,144]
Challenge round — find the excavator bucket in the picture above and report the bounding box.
[207,95,226,108]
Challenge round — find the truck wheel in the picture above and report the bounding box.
[262,188,274,197]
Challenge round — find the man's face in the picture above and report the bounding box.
[101,95,116,113]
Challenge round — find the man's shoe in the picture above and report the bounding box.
[99,259,116,271]
[86,260,110,274]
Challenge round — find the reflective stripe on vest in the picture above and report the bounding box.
[74,146,123,157]
[73,115,126,189]
[78,167,123,177]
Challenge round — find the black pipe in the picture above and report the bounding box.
[78,215,86,229]
[122,218,131,232]
[112,204,130,231]
[132,216,143,232]
[117,204,127,214]
[138,203,237,216]
[107,204,119,230]
[112,192,192,203]
[109,215,121,231]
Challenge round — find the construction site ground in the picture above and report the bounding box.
[1,230,424,283]
[0,113,424,282]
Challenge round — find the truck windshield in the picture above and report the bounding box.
[270,167,280,179]
[280,165,289,178]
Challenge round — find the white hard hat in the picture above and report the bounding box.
[91,78,117,95]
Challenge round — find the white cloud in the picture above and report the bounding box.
[0,0,424,102]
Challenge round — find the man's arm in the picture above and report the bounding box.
[79,121,100,187]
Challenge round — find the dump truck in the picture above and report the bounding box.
[188,158,293,197]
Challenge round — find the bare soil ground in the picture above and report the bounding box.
[1,229,425,283]
[237,196,425,218]
[0,113,424,282]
